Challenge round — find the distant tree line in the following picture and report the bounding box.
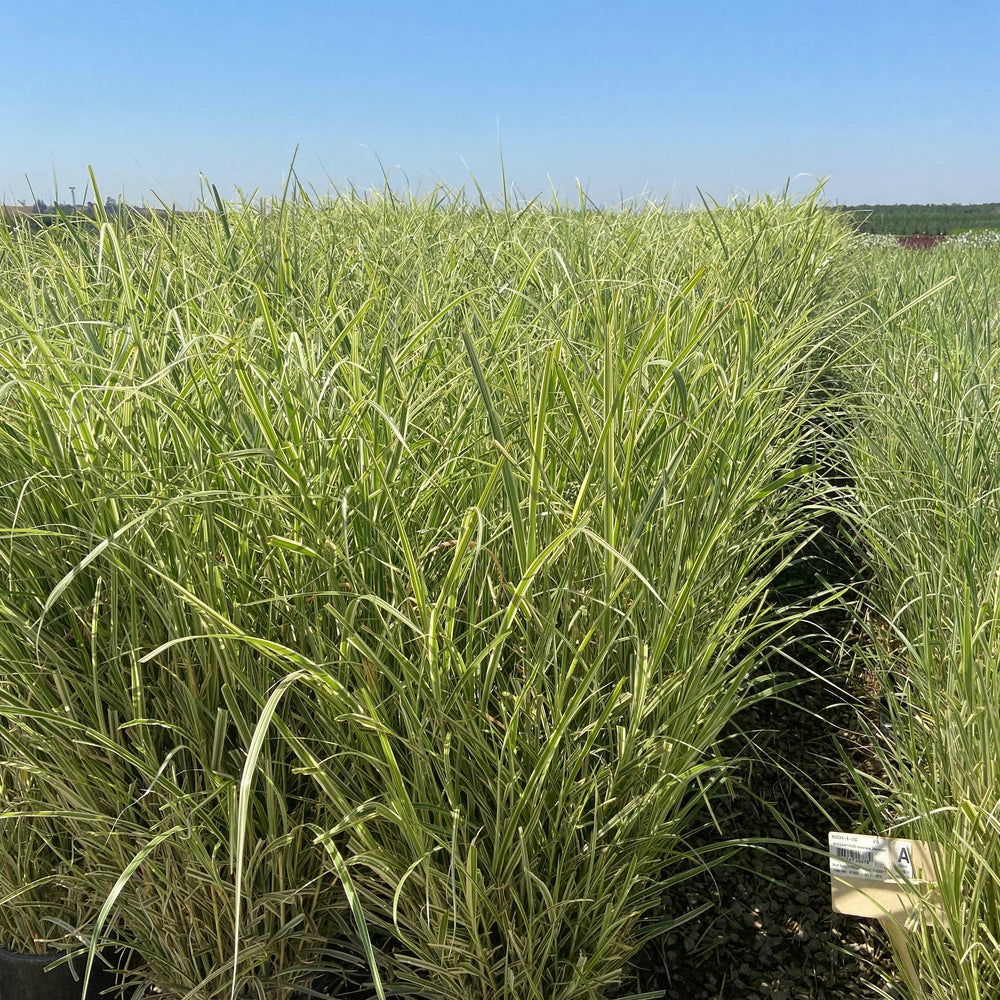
[1,199,176,234]
[837,203,1000,235]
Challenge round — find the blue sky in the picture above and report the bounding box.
[2,0,997,207]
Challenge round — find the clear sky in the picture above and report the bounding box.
[2,0,997,208]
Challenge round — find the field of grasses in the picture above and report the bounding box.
[0,187,998,999]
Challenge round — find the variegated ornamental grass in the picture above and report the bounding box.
[0,189,857,999]
[841,241,1000,1000]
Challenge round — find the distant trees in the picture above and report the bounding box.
[840,203,1000,235]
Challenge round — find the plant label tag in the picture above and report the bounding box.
[828,832,913,882]
[828,832,943,925]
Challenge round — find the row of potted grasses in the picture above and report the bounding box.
[840,240,1000,999]
[0,191,857,999]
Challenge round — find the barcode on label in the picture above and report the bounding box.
[835,847,874,865]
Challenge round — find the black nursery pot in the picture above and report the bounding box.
[0,948,120,1000]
